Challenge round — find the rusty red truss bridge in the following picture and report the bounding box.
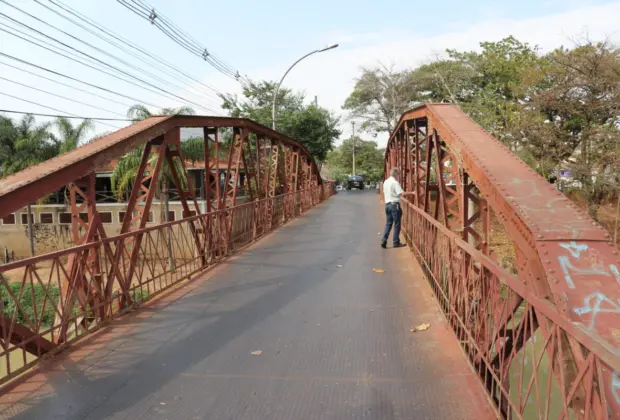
[383,103,620,419]
[0,115,333,380]
[0,105,618,419]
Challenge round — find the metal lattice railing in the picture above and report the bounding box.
[401,196,620,419]
[0,184,334,385]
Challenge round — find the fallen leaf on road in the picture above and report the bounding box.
[373,269,385,273]
[410,323,431,332]
[336,265,343,268]
[251,350,263,355]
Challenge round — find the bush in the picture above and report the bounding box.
[1,282,60,327]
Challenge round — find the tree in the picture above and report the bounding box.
[54,117,94,154]
[126,104,196,122]
[0,114,58,176]
[533,41,620,217]
[0,114,59,256]
[325,137,384,183]
[220,80,340,162]
[343,63,424,136]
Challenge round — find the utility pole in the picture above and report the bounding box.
[314,95,318,107]
[351,121,356,176]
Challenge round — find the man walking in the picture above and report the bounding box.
[381,167,406,249]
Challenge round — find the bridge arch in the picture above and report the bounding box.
[0,116,331,382]
[384,103,620,419]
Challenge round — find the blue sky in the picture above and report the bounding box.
[1,0,619,146]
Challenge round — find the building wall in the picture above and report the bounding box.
[0,201,212,259]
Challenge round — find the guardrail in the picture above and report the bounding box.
[400,195,619,419]
[0,184,334,386]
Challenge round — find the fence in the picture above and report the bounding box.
[0,184,334,386]
[400,196,619,419]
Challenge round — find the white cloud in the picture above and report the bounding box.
[214,1,620,148]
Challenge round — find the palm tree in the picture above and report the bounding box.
[127,104,196,122]
[54,117,94,153]
[0,114,58,256]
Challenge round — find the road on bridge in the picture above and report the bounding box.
[0,191,492,420]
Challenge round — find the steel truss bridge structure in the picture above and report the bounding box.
[0,105,618,419]
[0,115,333,381]
[383,103,620,419]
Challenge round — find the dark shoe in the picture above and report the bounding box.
[393,243,406,248]
[381,241,387,249]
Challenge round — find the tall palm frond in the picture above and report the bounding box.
[127,104,152,122]
[55,117,94,153]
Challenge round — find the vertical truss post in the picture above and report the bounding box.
[164,127,207,266]
[114,136,167,310]
[55,172,104,342]
[222,127,246,250]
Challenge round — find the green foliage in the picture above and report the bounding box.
[343,63,424,135]
[220,80,340,162]
[345,36,620,220]
[54,117,95,153]
[0,114,97,179]
[126,104,196,122]
[326,138,384,183]
[1,282,60,327]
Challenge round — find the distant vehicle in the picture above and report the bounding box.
[347,175,364,190]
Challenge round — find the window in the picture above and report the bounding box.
[79,213,89,222]
[1,213,16,225]
[184,210,197,219]
[40,213,54,224]
[119,210,153,223]
[21,213,34,225]
[100,212,113,224]
[59,213,72,224]
[166,211,176,222]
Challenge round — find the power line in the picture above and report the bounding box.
[7,0,223,109]
[0,51,164,108]
[0,59,136,109]
[0,20,219,115]
[117,0,249,85]
[0,9,223,115]
[0,75,127,117]
[49,0,224,98]
[0,108,132,122]
[0,92,124,129]
[38,0,223,104]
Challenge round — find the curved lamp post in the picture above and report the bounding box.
[271,44,339,130]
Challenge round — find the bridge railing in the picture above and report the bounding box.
[401,195,619,419]
[0,184,334,386]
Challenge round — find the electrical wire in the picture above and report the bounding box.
[0,9,223,115]
[0,75,128,117]
[0,51,164,108]
[0,20,222,115]
[117,0,249,85]
[0,92,124,129]
[0,59,136,109]
[0,108,132,122]
[7,0,224,109]
[49,0,224,97]
[0,23,166,109]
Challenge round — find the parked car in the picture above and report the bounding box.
[347,175,364,190]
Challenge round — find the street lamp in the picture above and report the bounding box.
[271,44,339,130]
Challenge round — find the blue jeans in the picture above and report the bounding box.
[382,202,402,245]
